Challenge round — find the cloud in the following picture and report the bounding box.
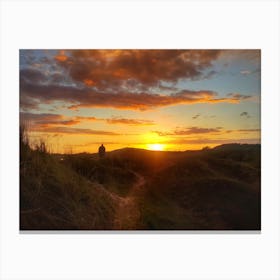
[20,68,46,84]
[193,114,216,119]
[219,50,261,63]
[21,112,66,126]
[239,68,260,76]
[240,111,251,118]
[153,126,223,136]
[227,93,251,100]
[169,137,260,145]
[20,67,68,88]
[192,114,201,119]
[226,128,260,134]
[63,90,251,110]
[240,70,252,75]
[20,79,250,111]
[20,112,118,135]
[55,50,222,87]
[54,50,68,62]
[33,127,120,135]
[238,129,260,132]
[20,113,155,132]
[20,50,255,111]
[225,128,261,134]
[20,112,97,128]
[20,112,120,135]
[75,116,98,122]
[106,117,155,126]
[154,127,260,137]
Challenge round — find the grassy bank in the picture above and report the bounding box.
[20,131,117,230]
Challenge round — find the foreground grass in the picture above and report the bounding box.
[62,154,137,197]
[20,144,116,230]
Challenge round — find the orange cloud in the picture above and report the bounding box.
[20,113,156,132]
[226,129,260,134]
[106,117,155,126]
[55,50,68,62]
[20,50,256,111]
[56,50,222,86]
[153,127,223,136]
[75,116,98,122]
[33,126,120,135]
[20,113,97,129]
[21,80,250,111]
[169,138,260,145]
[154,127,260,137]
[83,79,96,86]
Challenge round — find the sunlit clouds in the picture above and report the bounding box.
[20,49,261,153]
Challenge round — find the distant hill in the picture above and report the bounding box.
[213,143,260,150]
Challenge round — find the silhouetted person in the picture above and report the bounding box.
[98,144,106,158]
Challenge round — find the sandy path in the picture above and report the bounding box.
[113,172,146,230]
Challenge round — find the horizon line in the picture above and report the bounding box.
[49,142,261,155]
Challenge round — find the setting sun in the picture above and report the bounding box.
[147,143,165,151]
[19,49,261,232]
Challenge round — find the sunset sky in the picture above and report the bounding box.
[20,50,260,153]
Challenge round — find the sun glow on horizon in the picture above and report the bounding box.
[146,143,165,151]
[20,50,260,154]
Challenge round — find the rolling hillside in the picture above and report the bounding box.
[137,144,260,230]
[20,139,261,230]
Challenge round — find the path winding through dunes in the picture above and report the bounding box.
[113,172,146,230]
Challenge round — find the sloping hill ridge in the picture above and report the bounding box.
[20,144,117,230]
[138,144,261,230]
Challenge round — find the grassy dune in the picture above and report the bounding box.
[20,140,117,230]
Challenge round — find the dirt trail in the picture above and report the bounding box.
[113,171,146,230]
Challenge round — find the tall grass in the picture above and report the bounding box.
[20,125,116,230]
